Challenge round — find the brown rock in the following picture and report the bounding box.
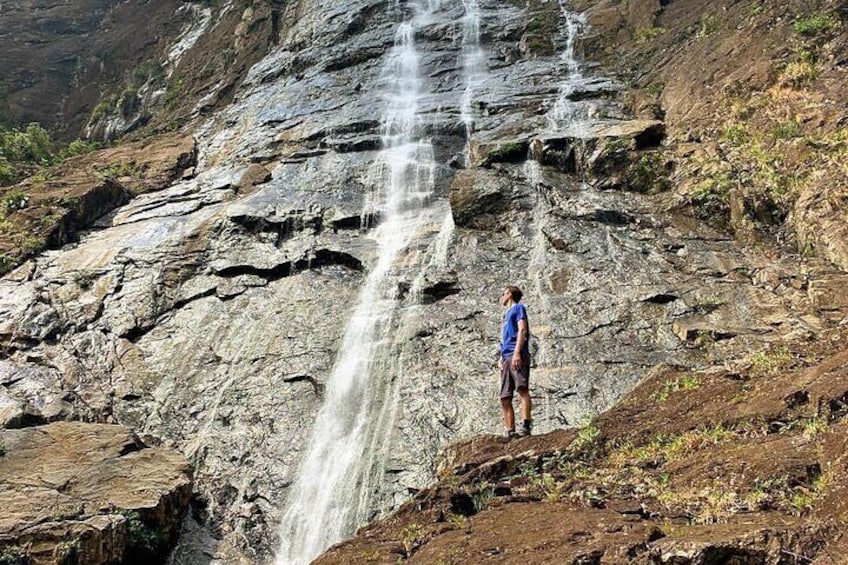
[627,0,661,31]
[0,422,192,565]
[0,133,196,274]
[236,164,273,194]
[807,277,848,312]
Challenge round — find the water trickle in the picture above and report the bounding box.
[460,0,485,146]
[546,2,589,134]
[524,160,550,365]
[275,4,440,564]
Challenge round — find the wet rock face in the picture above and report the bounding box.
[0,1,844,563]
[0,422,192,565]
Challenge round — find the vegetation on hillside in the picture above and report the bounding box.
[0,123,100,186]
[582,0,847,266]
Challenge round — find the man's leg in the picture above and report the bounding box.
[517,387,532,435]
[518,387,532,422]
[501,397,515,432]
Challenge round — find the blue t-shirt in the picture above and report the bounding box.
[501,303,530,360]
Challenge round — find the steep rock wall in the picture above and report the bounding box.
[0,1,846,564]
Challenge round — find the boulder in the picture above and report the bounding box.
[528,120,669,191]
[448,169,514,228]
[0,422,192,565]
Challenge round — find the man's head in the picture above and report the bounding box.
[501,285,523,306]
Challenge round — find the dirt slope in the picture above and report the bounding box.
[575,0,848,270]
[315,323,848,564]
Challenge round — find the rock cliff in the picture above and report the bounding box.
[0,421,192,564]
[0,0,846,564]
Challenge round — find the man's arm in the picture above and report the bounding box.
[511,319,528,368]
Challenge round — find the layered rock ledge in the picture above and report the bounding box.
[316,325,848,564]
[0,422,192,565]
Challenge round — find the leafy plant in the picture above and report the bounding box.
[471,481,495,513]
[399,523,422,558]
[628,152,672,194]
[750,347,792,376]
[694,15,720,38]
[97,161,138,179]
[447,513,467,529]
[55,539,79,565]
[570,416,601,459]
[635,27,666,43]
[653,375,702,402]
[802,416,828,439]
[1,191,28,216]
[690,170,733,228]
[771,120,802,140]
[0,545,28,565]
[121,510,167,561]
[793,12,841,37]
[721,124,749,146]
[780,56,818,87]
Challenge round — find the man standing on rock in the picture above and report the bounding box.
[499,285,532,438]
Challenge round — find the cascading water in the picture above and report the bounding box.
[530,3,589,428]
[459,0,485,143]
[546,1,588,133]
[275,3,439,564]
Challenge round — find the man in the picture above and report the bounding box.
[499,285,531,438]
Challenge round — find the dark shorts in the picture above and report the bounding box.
[500,356,530,400]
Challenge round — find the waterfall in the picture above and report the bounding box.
[459,0,485,142]
[274,3,439,564]
[546,2,587,132]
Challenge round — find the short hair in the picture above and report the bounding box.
[506,285,523,302]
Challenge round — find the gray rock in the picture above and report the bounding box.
[1,2,845,564]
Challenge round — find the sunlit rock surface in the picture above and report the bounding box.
[0,1,845,563]
[0,422,191,564]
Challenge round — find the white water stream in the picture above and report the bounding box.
[459,0,485,143]
[275,3,440,563]
[546,2,587,133]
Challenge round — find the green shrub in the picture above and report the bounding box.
[627,152,672,194]
[793,12,841,36]
[690,171,733,228]
[0,124,53,164]
[58,139,101,160]
[121,510,168,562]
[721,124,749,146]
[771,120,802,140]
[653,375,702,402]
[635,27,666,43]
[694,15,721,38]
[0,545,28,565]
[1,191,29,215]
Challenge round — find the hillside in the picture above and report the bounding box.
[0,0,846,564]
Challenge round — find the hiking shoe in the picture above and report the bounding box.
[518,424,532,437]
[505,429,519,440]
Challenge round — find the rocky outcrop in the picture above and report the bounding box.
[1,0,847,563]
[0,1,188,138]
[573,0,848,270]
[0,422,192,565]
[0,134,196,274]
[315,332,848,564]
